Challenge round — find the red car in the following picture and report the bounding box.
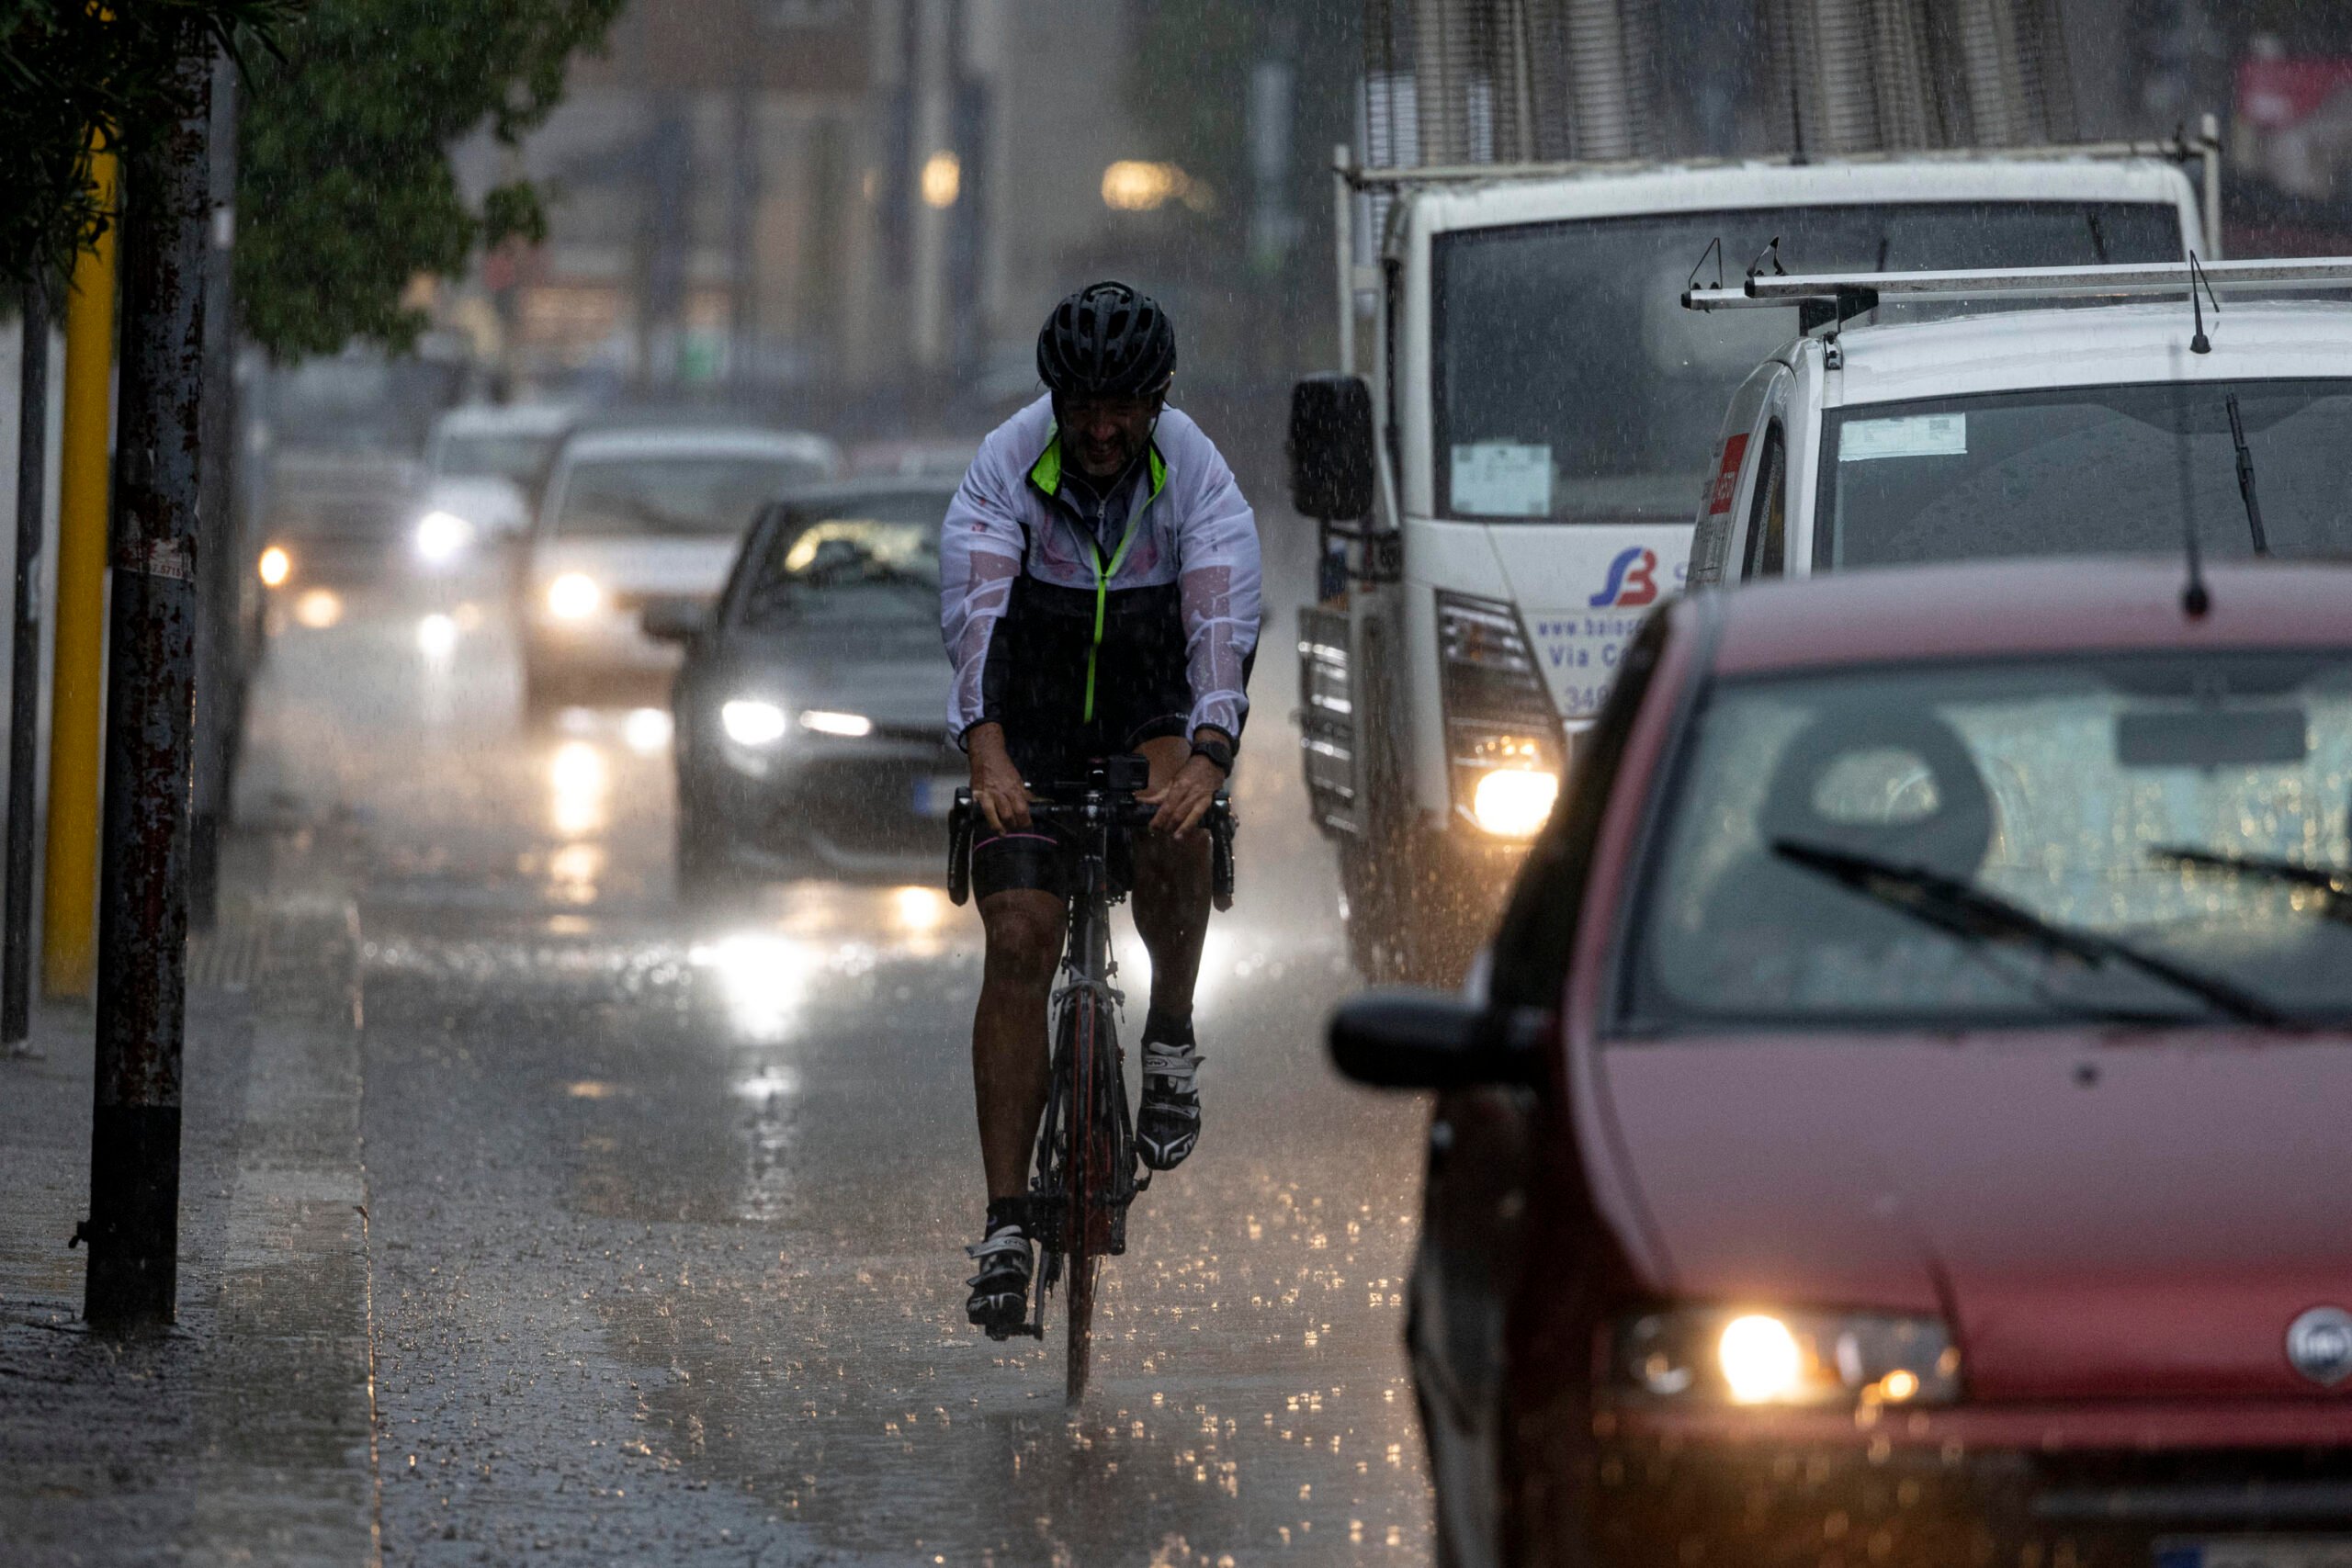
[1334,559,2352,1568]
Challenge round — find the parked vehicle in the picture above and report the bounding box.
[652,480,960,897]
[1285,146,2212,984]
[520,425,838,714]
[1332,558,2352,1568]
[1686,257,2352,586]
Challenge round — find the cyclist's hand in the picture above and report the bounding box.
[1143,755,1224,838]
[967,725,1032,831]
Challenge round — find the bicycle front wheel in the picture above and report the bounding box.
[1058,988,1119,1405]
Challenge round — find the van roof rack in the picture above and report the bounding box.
[1681,256,2352,333]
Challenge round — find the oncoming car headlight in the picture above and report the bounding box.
[413,510,475,564]
[721,699,789,747]
[1613,1309,1960,1407]
[258,545,292,588]
[545,572,602,620]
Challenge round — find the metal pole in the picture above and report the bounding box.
[85,30,210,1332]
[189,50,238,930]
[43,131,118,1001]
[1332,148,1353,374]
[6,274,50,1049]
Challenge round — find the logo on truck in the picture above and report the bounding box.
[1589,547,1661,609]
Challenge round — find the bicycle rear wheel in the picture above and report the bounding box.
[1058,989,1118,1405]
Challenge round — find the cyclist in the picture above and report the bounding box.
[940,281,1261,1336]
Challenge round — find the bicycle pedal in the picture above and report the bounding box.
[985,1322,1045,1342]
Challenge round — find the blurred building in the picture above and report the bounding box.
[448,0,1150,423]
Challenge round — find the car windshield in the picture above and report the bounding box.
[737,491,948,628]
[437,432,558,486]
[1623,649,2352,1032]
[1434,200,2183,522]
[554,455,827,538]
[1817,379,2352,569]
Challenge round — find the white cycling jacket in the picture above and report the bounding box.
[940,395,1261,748]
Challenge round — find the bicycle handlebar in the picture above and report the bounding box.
[944,787,1237,911]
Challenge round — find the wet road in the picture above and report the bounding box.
[240,577,1436,1563]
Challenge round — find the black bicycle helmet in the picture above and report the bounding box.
[1036,281,1177,399]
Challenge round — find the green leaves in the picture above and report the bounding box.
[0,1,296,297]
[233,0,624,355]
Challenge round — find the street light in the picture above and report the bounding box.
[920,151,960,209]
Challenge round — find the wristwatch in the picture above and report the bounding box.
[1190,735,1236,775]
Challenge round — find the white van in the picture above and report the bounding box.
[1688,260,2352,588]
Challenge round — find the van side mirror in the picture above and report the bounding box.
[1289,374,1374,522]
[640,595,708,644]
[1328,990,1548,1090]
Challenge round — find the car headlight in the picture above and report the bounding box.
[798,709,873,739]
[545,572,602,620]
[721,699,789,747]
[1614,1309,1960,1407]
[1438,592,1563,837]
[413,510,475,564]
[258,545,292,588]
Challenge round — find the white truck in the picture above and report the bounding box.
[1284,146,2213,981]
[1682,259,2352,588]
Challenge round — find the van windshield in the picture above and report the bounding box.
[1433,200,2183,523]
[1816,379,2352,569]
[554,456,828,538]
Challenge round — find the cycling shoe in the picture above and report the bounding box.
[964,1224,1034,1338]
[1136,1041,1202,1171]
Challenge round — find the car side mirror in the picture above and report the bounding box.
[640,595,708,644]
[1328,990,1548,1090]
[1289,373,1374,523]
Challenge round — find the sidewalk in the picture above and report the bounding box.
[0,826,379,1566]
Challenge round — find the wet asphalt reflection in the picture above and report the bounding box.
[241,583,1436,1563]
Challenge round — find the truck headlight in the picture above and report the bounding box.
[721,699,789,747]
[1469,762,1558,837]
[546,572,602,620]
[1615,1309,1960,1407]
[1438,592,1562,837]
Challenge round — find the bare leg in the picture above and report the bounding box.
[973,888,1066,1201]
[1128,735,1212,1024]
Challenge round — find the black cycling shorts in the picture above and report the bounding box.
[971,816,1136,904]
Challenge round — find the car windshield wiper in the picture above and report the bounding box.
[2223,392,2272,557]
[2150,844,2352,923]
[1770,838,2290,1026]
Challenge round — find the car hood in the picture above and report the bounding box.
[536,536,740,597]
[711,621,947,736]
[1593,1033,2352,1400]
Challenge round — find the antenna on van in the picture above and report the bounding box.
[2170,357,2211,618]
[2188,252,2216,355]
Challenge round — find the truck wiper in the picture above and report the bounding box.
[2223,392,2271,556]
[2150,844,2352,922]
[1771,838,2289,1026]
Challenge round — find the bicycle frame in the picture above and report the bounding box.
[945,758,1236,1390]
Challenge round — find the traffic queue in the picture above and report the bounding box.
[1324,255,2352,1567]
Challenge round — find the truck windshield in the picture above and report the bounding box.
[1433,201,2182,522]
[1816,378,2352,569]
[1623,650,2352,1033]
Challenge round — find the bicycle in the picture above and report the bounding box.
[945,752,1235,1404]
